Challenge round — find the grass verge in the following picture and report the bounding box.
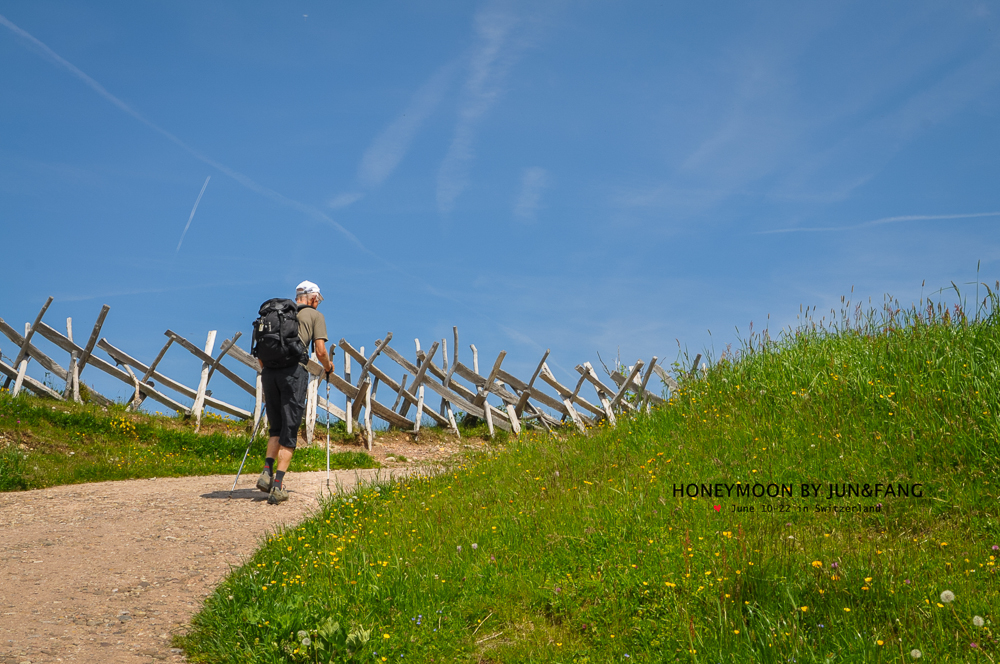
[181,290,1000,662]
[0,397,379,490]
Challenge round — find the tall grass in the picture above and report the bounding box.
[177,288,998,662]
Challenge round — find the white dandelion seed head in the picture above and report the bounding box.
[297,630,308,640]
[301,637,311,646]
[940,590,955,603]
[974,615,985,627]
[910,648,922,659]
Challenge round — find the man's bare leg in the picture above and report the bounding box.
[275,445,294,473]
[265,436,295,473]
[265,435,281,463]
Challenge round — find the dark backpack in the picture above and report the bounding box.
[250,299,309,369]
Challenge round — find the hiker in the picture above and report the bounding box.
[254,280,334,504]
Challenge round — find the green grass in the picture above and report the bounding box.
[179,289,1000,663]
[0,397,379,490]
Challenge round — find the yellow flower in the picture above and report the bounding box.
[811,561,823,568]
[877,640,884,646]
[801,606,808,612]
[843,607,851,612]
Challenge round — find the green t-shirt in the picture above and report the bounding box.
[297,306,328,357]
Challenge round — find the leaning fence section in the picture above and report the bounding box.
[0,298,682,450]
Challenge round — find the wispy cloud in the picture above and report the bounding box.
[327,192,365,209]
[176,176,210,252]
[436,4,522,215]
[328,62,457,211]
[513,166,549,221]
[757,211,1000,235]
[359,63,455,189]
[0,13,375,259]
[640,7,1000,212]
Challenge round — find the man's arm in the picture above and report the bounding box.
[314,338,334,376]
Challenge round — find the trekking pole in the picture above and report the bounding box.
[326,377,331,492]
[230,413,266,497]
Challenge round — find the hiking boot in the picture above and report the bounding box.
[267,485,289,505]
[256,469,273,494]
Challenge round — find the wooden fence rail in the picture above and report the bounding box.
[0,299,676,450]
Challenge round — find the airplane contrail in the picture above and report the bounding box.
[176,176,211,253]
[0,12,373,259]
[756,211,1000,234]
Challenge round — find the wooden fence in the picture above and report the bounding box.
[0,298,678,450]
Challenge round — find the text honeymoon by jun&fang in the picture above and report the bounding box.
[672,482,924,499]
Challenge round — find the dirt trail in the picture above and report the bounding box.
[0,467,410,664]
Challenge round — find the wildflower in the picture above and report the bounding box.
[471,543,478,550]
[801,607,808,612]
[972,642,979,649]
[910,649,922,658]
[877,640,884,646]
[811,561,823,568]
[301,637,311,646]
[940,590,955,603]
[830,562,839,569]
[297,631,308,640]
[993,545,999,551]
[974,615,985,627]
[457,545,462,553]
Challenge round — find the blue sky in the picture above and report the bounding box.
[2,1,999,408]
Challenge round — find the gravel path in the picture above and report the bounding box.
[0,467,409,664]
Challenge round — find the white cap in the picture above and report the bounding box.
[296,280,322,299]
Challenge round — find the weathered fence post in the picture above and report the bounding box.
[64,318,81,402]
[344,352,352,435]
[7,297,53,395]
[192,330,217,432]
[76,305,110,386]
[305,351,320,445]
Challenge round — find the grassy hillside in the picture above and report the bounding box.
[180,292,1000,663]
[0,398,378,491]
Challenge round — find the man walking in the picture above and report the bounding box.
[255,280,334,505]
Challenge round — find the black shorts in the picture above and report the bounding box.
[260,364,308,450]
